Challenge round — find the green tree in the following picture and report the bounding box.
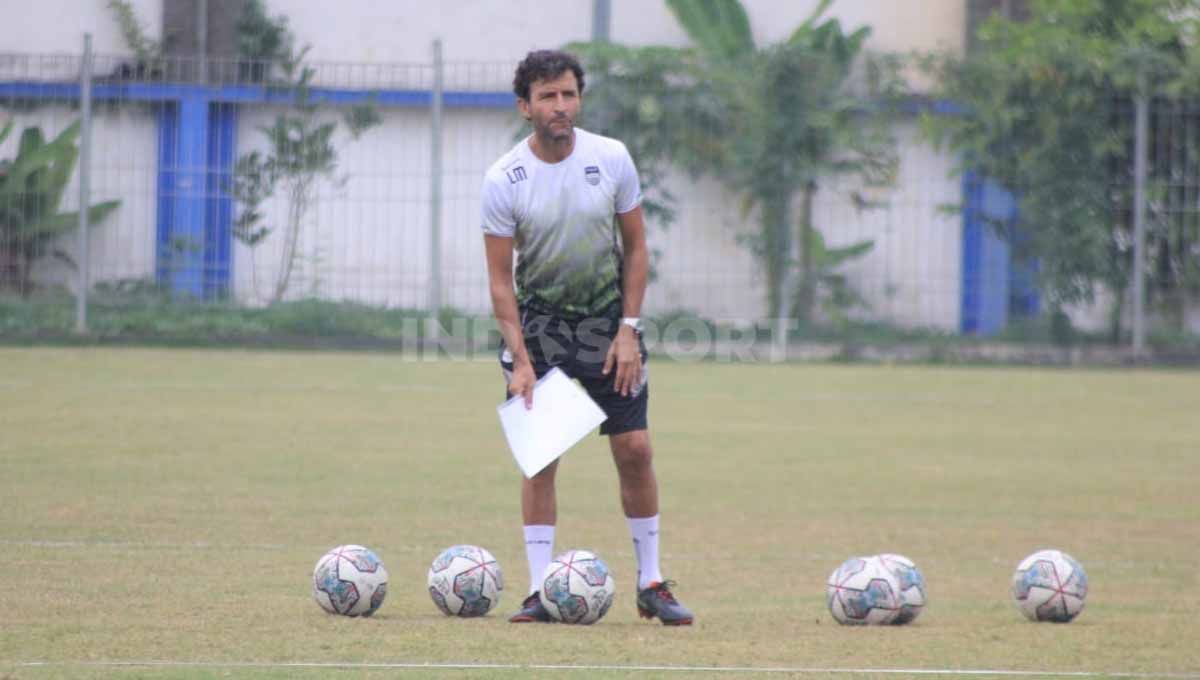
[235,0,293,83]
[106,0,161,66]
[572,0,902,322]
[230,8,380,304]
[0,121,120,297]
[923,0,1200,337]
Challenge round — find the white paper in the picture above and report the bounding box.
[497,367,608,478]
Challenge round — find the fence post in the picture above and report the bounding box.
[196,0,208,83]
[75,33,94,335]
[429,39,444,330]
[592,0,611,42]
[1132,75,1149,359]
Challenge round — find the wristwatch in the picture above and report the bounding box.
[620,317,643,334]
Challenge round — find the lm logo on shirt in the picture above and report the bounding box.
[506,166,527,184]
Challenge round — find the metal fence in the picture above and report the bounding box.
[1,45,517,315]
[2,39,1198,354]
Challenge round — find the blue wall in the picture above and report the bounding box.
[961,171,1039,335]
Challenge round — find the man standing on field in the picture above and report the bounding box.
[480,49,694,625]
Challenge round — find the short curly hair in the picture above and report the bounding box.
[512,50,585,101]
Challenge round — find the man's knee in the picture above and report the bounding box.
[611,430,653,471]
[526,460,558,488]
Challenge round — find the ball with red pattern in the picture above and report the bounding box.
[1012,549,1088,622]
[428,545,504,617]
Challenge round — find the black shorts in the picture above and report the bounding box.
[499,306,648,436]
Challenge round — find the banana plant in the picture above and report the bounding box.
[0,121,120,297]
[799,227,875,327]
[669,0,899,323]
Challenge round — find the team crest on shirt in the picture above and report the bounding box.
[584,165,601,186]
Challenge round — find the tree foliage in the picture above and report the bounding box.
[923,0,1200,331]
[572,0,902,321]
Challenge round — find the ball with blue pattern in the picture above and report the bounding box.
[312,545,389,617]
[541,549,615,625]
[826,555,903,625]
[876,553,927,624]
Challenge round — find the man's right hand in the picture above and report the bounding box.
[509,361,536,409]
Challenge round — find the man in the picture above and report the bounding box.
[480,50,693,626]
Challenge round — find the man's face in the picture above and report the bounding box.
[519,70,580,143]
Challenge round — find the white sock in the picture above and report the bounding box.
[523,525,555,594]
[627,514,663,589]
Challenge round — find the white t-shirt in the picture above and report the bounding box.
[481,128,642,318]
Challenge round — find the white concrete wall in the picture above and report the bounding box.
[814,124,962,330]
[270,0,965,64]
[231,104,518,310]
[0,0,161,59]
[232,105,433,307]
[80,104,161,288]
[643,171,767,320]
[613,0,964,55]
[276,0,592,66]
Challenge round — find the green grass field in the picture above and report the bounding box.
[1,347,1198,679]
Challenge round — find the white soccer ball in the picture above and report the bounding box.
[427,545,504,617]
[876,553,926,624]
[826,555,903,625]
[1012,549,1088,622]
[312,545,389,617]
[541,549,615,624]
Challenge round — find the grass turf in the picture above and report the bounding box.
[1,348,1197,678]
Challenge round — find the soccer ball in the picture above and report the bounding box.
[877,553,926,624]
[826,555,903,625]
[1012,549,1088,622]
[540,549,615,624]
[427,545,504,617]
[312,545,388,617]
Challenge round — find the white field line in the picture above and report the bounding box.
[9,660,1200,678]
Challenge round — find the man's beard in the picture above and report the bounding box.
[541,116,573,142]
